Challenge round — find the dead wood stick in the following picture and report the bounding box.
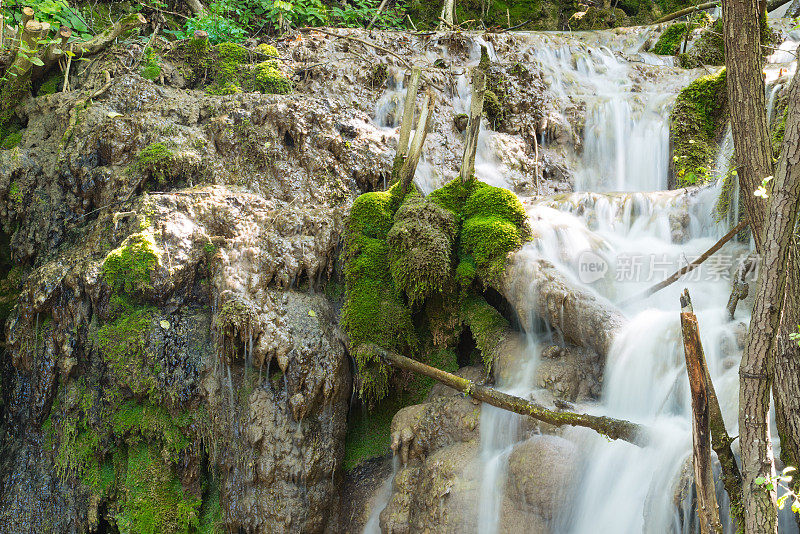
[680,290,723,534]
[460,48,487,182]
[367,0,390,30]
[399,90,434,195]
[654,1,719,24]
[359,343,649,446]
[73,13,147,58]
[62,42,73,92]
[624,219,748,304]
[297,27,412,70]
[680,290,744,532]
[394,66,422,177]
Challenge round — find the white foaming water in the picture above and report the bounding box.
[474,31,764,534]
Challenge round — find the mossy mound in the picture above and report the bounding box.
[206,42,292,96]
[0,120,23,150]
[343,178,530,407]
[670,68,727,187]
[387,196,458,303]
[652,22,695,56]
[102,232,159,297]
[569,6,626,30]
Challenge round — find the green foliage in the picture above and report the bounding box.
[101,232,159,297]
[140,47,162,81]
[256,43,279,57]
[652,22,694,56]
[329,0,405,28]
[2,0,93,40]
[114,443,201,534]
[755,466,800,515]
[670,68,727,187]
[180,2,247,44]
[135,143,175,184]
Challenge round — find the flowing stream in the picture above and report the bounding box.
[368,27,798,534]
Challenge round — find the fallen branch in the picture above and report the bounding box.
[624,219,748,304]
[393,66,422,180]
[680,290,723,534]
[680,290,744,532]
[72,13,147,58]
[654,1,719,24]
[59,70,112,155]
[361,344,648,446]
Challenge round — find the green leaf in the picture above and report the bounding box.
[755,477,765,485]
[30,57,45,66]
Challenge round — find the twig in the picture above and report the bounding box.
[622,219,749,304]
[62,43,73,92]
[406,14,418,32]
[498,19,533,33]
[297,26,412,70]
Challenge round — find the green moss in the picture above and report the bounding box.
[653,23,694,56]
[111,401,195,462]
[455,255,477,287]
[205,82,241,96]
[207,42,248,94]
[367,63,389,89]
[387,197,457,303]
[462,184,528,229]
[483,90,503,128]
[678,18,724,68]
[461,295,510,370]
[252,61,291,94]
[96,299,157,397]
[101,232,159,297]
[37,73,64,96]
[0,120,23,150]
[670,68,727,187]
[771,106,788,159]
[140,47,162,81]
[256,43,279,57]
[8,181,22,202]
[197,481,223,534]
[135,143,175,185]
[114,443,201,534]
[569,6,626,30]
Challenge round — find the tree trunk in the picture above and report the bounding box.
[398,90,434,195]
[737,72,800,533]
[359,343,648,446]
[723,0,770,254]
[680,290,725,534]
[392,67,422,182]
[772,71,800,518]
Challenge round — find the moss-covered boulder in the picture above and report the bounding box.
[678,18,725,68]
[206,42,292,96]
[652,22,695,56]
[343,178,530,407]
[669,68,727,187]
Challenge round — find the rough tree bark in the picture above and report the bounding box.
[392,66,422,182]
[771,71,800,514]
[359,343,649,446]
[736,73,800,533]
[680,290,725,534]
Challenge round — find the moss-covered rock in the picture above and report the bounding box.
[670,68,727,187]
[678,18,724,68]
[569,6,626,30]
[252,61,292,94]
[102,232,159,297]
[387,197,458,303]
[652,22,695,56]
[344,178,530,406]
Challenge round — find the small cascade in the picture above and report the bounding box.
[363,457,399,534]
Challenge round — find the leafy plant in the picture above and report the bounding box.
[756,466,800,514]
[168,2,247,43]
[139,47,162,81]
[2,0,93,40]
[329,0,405,28]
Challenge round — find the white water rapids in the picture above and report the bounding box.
[365,27,799,534]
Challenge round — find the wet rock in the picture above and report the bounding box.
[505,434,579,522]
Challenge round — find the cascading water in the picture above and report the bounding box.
[368,27,798,533]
